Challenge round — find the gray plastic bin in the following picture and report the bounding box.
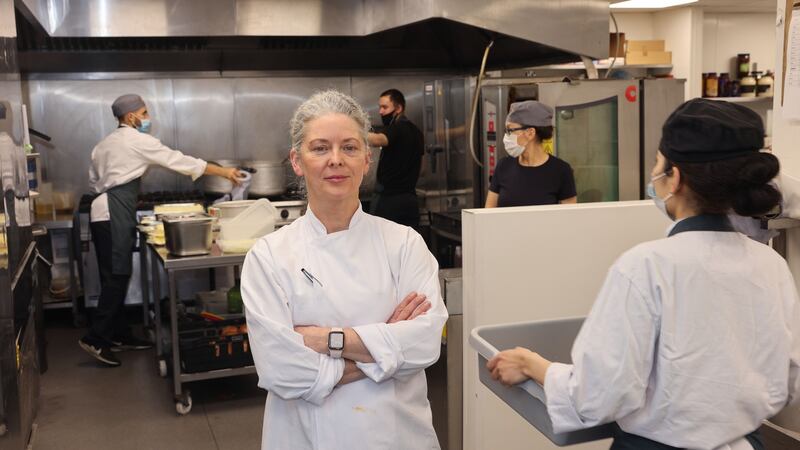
[469,317,614,446]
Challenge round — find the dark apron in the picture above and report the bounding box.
[613,214,761,450]
[105,178,141,276]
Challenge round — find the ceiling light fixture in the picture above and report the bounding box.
[610,0,698,9]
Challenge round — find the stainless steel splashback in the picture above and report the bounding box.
[22,72,441,197]
[17,0,608,59]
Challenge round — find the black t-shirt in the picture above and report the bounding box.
[488,155,576,207]
[376,116,424,195]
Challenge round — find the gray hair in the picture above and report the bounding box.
[289,90,371,152]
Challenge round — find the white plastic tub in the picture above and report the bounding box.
[469,317,614,446]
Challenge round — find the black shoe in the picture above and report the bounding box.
[110,334,153,352]
[79,337,121,367]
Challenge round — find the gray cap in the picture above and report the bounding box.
[507,100,553,127]
[111,94,146,118]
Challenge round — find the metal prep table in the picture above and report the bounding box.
[33,212,85,326]
[142,242,255,415]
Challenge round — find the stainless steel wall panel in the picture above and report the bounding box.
[233,76,349,162]
[172,78,235,192]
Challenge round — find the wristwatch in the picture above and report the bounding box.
[328,327,345,359]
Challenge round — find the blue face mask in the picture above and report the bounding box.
[647,172,673,220]
[137,118,152,134]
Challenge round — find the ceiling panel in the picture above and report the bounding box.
[610,0,776,13]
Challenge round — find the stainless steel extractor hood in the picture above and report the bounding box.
[13,0,609,72]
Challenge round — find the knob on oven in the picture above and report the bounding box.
[280,209,290,219]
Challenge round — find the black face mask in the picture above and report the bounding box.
[380,111,396,127]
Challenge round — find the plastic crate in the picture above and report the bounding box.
[469,317,614,446]
[178,315,253,373]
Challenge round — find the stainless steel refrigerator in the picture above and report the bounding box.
[420,77,686,211]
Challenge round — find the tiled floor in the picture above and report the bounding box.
[32,317,265,450]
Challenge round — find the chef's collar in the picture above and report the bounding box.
[305,202,364,236]
[667,214,735,237]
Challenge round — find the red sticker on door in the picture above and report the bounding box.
[625,85,638,102]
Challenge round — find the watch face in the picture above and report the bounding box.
[328,331,345,350]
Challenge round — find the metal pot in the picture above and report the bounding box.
[244,160,286,196]
[162,213,213,256]
[202,159,239,195]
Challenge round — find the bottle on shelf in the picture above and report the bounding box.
[702,73,709,97]
[737,53,750,79]
[705,73,719,98]
[718,73,730,97]
[227,280,243,314]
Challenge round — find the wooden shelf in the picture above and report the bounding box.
[705,96,773,103]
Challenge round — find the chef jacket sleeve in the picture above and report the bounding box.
[784,272,800,407]
[88,163,99,192]
[352,230,449,383]
[544,265,659,433]
[133,133,207,180]
[242,239,345,406]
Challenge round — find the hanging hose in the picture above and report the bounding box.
[468,40,494,168]
[606,11,621,79]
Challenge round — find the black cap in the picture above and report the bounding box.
[659,98,764,163]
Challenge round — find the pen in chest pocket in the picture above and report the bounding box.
[300,268,323,287]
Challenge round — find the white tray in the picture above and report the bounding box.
[469,317,614,446]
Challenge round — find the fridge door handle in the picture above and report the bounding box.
[444,118,451,172]
[426,145,444,174]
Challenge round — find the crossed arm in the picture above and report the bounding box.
[294,292,432,385]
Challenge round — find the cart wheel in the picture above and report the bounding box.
[176,395,192,415]
[0,422,7,437]
[158,359,168,378]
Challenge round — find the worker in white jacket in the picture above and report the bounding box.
[489,99,800,450]
[241,90,448,450]
[79,94,242,367]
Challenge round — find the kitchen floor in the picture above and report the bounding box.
[32,311,265,450]
[32,310,451,450]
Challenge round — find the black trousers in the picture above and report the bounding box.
[89,220,132,343]
[371,191,420,228]
[610,424,763,450]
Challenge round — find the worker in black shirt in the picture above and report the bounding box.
[367,89,424,227]
[485,100,577,208]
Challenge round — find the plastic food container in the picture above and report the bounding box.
[162,213,214,256]
[219,198,277,241]
[469,317,614,446]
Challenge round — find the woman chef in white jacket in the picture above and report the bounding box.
[79,94,241,367]
[489,99,800,450]
[241,90,449,450]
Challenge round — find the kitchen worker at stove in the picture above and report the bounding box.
[485,100,577,208]
[79,94,243,367]
[488,99,800,450]
[241,90,448,449]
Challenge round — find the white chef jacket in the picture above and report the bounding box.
[545,228,800,449]
[241,205,448,450]
[88,125,207,222]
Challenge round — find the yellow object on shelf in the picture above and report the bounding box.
[625,39,671,65]
[153,203,204,215]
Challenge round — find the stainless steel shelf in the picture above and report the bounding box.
[151,244,246,271]
[706,96,773,103]
[179,366,256,383]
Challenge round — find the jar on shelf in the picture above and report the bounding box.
[737,53,750,79]
[718,73,730,97]
[729,80,741,97]
[702,73,709,97]
[757,72,774,97]
[705,72,719,98]
[740,74,757,97]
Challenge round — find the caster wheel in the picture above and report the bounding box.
[0,422,7,437]
[176,395,192,415]
[158,360,168,378]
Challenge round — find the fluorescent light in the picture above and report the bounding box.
[610,0,698,9]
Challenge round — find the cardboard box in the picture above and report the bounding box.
[609,32,626,58]
[627,40,665,52]
[625,50,672,65]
